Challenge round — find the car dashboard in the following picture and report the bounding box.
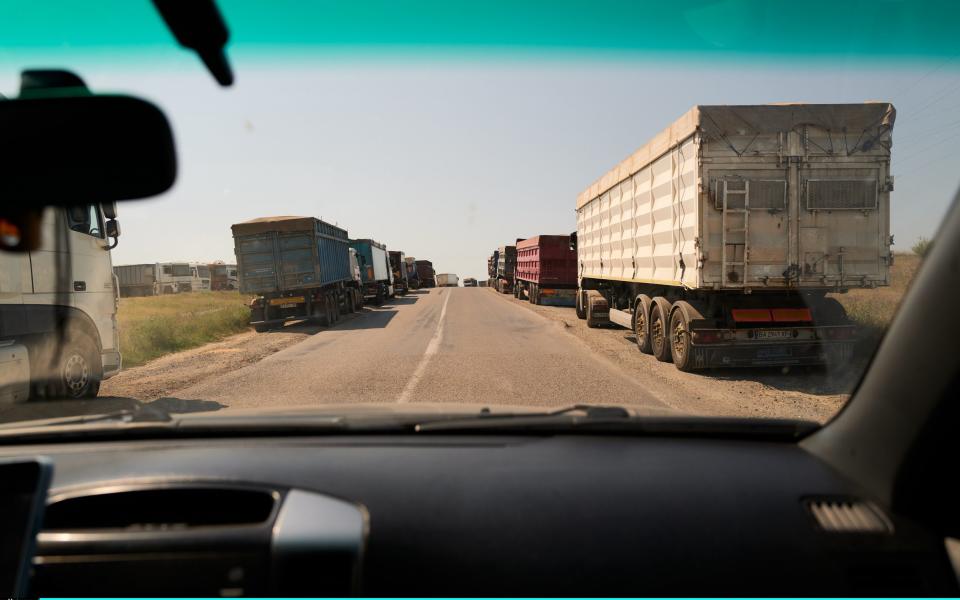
[0,433,957,596]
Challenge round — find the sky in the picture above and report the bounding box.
[2,2,959,279]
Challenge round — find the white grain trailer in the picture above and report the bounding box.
[573,103,895,371]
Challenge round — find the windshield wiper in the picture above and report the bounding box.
[414,405,818,440]
[0,404,174,432]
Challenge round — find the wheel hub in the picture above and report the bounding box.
[63,353,89,395]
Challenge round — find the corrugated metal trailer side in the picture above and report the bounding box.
[577,103,894,292]
[231,216,361,331]
[573,103,895,371]
[514,236,577,305]
[114,264,158,297]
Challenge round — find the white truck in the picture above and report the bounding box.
[573,103,895,371]
[189,262,212,292]
[436,273,459,287]
[1,204,122,400]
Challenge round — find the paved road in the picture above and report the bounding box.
[179,287,672,412]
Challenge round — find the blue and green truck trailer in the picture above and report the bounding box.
[232,216,364,332]
[350,239,394,305]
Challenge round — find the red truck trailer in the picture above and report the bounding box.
[513,235,577,306]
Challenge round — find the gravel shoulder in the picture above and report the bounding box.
[100,319,338,401]
[486,288,861,423]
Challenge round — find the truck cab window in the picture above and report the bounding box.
[66,204,103,238]
[163,265,173,275]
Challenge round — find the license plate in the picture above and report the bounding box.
[269,296,304,306]
[753,329,793,340]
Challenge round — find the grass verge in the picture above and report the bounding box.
[831,253,920,347]
[118,292,250,368]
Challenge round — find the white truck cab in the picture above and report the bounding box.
[0,204,121,400]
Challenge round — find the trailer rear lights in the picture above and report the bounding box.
[693,331,718,344]
[771,308,813,322]
[732,308,772,323]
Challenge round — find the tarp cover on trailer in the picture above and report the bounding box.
[577,103,896,209]
[231,216,325,236]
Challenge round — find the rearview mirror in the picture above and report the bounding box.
[0,94,177,207]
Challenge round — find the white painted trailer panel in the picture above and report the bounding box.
[576,103,895,292]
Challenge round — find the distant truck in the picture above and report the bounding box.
[514,235,577,306]
[494,245,516,294]
[573,103,896,371]
[463,277,478,287]
[189,262,211,292]
[351,239,394,305]
[156,262,194,293]
[436,273,459,287]
[232,216,363,332]
[415,260,436,288]
[388,251,409,295]
[487,249,499,288]
[403,256,420,289]
[114,264,161,297]
[209,262,238,291]
[1,204,122,400]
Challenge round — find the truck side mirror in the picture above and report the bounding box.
[569,232,578,252]
[105,219,121,249]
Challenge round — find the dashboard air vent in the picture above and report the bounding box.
[43,487,277,530]
[806,498,892,534]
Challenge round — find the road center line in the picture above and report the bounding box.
[396,291,451,403]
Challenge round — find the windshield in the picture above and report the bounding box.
[0,0,956,430]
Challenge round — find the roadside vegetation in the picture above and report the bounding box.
[832,253,920,343]
[118,292,250,367]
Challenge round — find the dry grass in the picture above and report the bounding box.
[831,253,921,336]
[118,292,250,367]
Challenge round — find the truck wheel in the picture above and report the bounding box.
[345,292,355,314]
[354,289,363,311]
[33,332,102,399]
[585,291,608,328]
[634,294,653,354]
[669,304,695,371]
[649,297,673,363]
[254,323,270,333]
[529,284,537,304]
[329,293,340,322]
[575,289,587,319]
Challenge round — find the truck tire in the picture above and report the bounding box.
[328,293,340,322]
[649,297,673,363]
[254,323,270,333]
[374,289,385,306]
[633,294,654,354]
[585,291,608,328]
[354,289,363,311]
[34,332,102,399]
[669,301,699,372]
[345,291,355,314]
[530,284,537,304]
[575,289,587,319]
